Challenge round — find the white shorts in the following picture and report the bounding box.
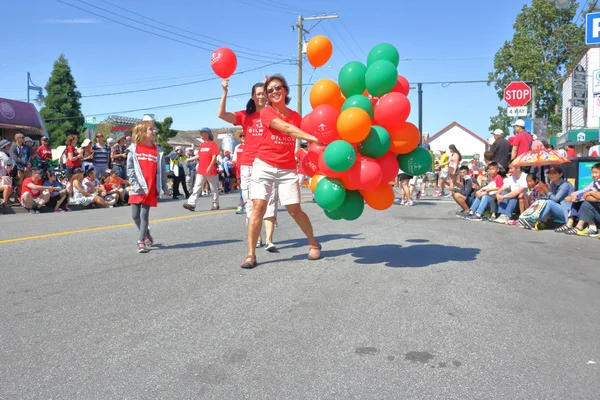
[240,165,278,219]
[251,158,300,206]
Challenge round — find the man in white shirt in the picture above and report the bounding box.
[494,165,528,224]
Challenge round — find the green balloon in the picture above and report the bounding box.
[367,43,400,67]
[338,61,367,98]
[324,140,357,172]
[342,95,374,119]
[397,147,433,176]
[338,190,364,221]
[365,60,398,97]
[314,177,346,211]
[358,126,391,158]
[324,208,343,220]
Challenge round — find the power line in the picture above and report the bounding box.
[320,24,350,61]
[338,18,367,58]
[55,0,285,63]
[255,0,322,15]
[68,0,285,62]
[80,60,290,98]
[231,0,298,15]
[42,83,317,122]
[96,0,290,59]
[328,20,361,60]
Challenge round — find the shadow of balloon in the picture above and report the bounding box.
[155,239,242,250]
[261,242,480,268]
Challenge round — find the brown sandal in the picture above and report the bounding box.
[308,242,322,260]
[240,254,257,269]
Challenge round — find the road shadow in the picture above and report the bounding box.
[155,239,242,250]
[276,233,363,250]
[259,243,480,268]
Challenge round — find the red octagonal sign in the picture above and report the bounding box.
[504,81,531,107]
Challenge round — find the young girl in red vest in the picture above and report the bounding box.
[127,121,170,253]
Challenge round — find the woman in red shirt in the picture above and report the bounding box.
[127,121,169,253]
[218,79,278,251]
[65,133,82,180]
[183,128,220,211]
[240,74,321,269]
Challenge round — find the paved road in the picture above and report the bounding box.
[1,191,599,399]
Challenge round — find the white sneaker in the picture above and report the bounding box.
[400,200,406,205]
[494,214,509,224]
[405,200,415,206]
[265,242,277,252]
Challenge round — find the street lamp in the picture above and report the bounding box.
[549,0,574,10]
[27,72,44,105]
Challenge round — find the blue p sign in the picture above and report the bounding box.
[586,12,600,45]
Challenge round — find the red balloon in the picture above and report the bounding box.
[210,47,237,78]
[376,152,400,183]
[391,76,410,96]
[348,156,383,190]
[307,142,326,165]
[310,105,341,144]
[302,155,319,177]
[373,92,411,132]
[301,113,314,133]
[318,151,346,178]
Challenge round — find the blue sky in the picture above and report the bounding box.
[0,0,581,140]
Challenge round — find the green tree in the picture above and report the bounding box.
[39,54,85,147]
[155,117,177,153]
[488,0,594,136]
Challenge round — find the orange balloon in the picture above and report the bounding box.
[388,122,421,154]
[332,94,346,111]
[306,35,333,68]
[361,183,394,210]
[310,79,342,109]
[339,173,357,191]
[336,107,372,143]
[310,173,325,193]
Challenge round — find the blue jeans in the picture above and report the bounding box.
[579,201,600,224]
[539,200,567,223]
[499,197,518,218]
[470,195,491,215]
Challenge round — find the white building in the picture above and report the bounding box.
[559,47,600,149]
[424,122,488,161]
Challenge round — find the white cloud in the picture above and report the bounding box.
[45,19,99,24]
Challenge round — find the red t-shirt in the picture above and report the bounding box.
[512,131,533,157]
[566,148,577,158]
[256,106,302,170]
[128,143,158,207]
[234,143,245,176]
[65,145,81,167]
[21,177,42,200]
[234,111,264,166]
[196,141,219,176]
[105,176,126,192]
[295,148,308,174]
[490,174,504,189]
[37,145,53,161]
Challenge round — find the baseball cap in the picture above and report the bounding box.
[96,133,104,138]
[200,127,212,134]
[424,143,431,149]
[513,119,526,127]
[176,146,183,151]
[547,165,563,174]
[24,136,33,143]
[107,138,115,144]
[493,129,504,136]
[0,139,11,148]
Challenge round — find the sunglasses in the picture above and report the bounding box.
[266,85,284,95]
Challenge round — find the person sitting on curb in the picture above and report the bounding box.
[452,165,474,218]
[494,165,528,224]
[20,168,61,214]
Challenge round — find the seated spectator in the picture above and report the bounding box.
[20,168,61,214]
[452,165,474,217]
[464,162,504,221]
[103,167,129,205]
[70,167,116,208]
[519,174,541,213]
[518,166,574,230]
[555,162,600,234]
[43,170,70,212]
[493,165,528,224]
[83,168,119,206]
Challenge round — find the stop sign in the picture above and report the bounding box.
[504,81,531,107]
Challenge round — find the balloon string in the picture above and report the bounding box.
[303,67,317,96]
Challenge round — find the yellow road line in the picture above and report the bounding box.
[0,209,233,245]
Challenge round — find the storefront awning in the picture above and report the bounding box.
[556,129,599,146]
[0,98,48,136]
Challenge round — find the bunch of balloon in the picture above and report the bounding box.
[301,40,432,221]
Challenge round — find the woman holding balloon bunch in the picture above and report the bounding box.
[239,75,322,269]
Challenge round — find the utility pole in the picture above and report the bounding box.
[294,14,338,147]
[417,83,423,145]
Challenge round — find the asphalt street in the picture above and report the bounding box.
[1,189,599,399]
